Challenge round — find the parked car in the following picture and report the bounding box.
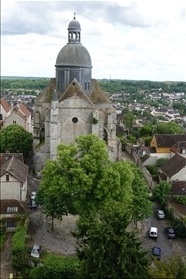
[155,210,165,219]
[31,191,36,200]
[149,227,158,238]
[31,244,41,258]
[30,199,37,209]
[151,247,161,260]
[164,227,176,239]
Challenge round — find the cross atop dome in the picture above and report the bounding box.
[74,12,76,20]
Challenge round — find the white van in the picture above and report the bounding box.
[149,227,158,238]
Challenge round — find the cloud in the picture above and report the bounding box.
[1,0,185,81]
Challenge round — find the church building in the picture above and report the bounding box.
[33,15,120,177]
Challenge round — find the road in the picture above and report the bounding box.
[141,204,186,259]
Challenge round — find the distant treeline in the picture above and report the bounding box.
[98,79,186,94]
[1,77,185,94]
[0,78,50,91]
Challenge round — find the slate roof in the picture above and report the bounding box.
[0,156,29,183]
[35,78,56,103]
[0,153,24,164]
[89,79,112,104]
[59,78,94,106]
[171,141,186,153]
[154,134,186,147]
[0,199,29,214]
[170,181,186,195]
[160,153,186,178]
[140,154,150,163]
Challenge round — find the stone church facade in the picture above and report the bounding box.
[33,16,121,177]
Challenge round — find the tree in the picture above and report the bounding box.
[148,254,186,279]
[123,112,136,134]
[128,162,152,227]
[155,121,184,134]
[0,124,33,157]
[37,135,134,219]
[152,181,171,207]
[156,158,169,168]
[75,201,150,279]
[29,255,79,279]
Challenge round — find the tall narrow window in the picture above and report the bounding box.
[6,174,9,181]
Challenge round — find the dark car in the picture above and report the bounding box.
[152,247,161,260]
[30,199,37,209]
[164,227,176,239]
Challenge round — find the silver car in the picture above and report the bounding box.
[155,210,165,219]
[31,244,41,258]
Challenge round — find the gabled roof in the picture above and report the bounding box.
[18,103,31,117]
[89,79,112,104]
[0,153,24,164]
[170,181,186,195]
[35,78,56,103]
[140,154,150,163]
[160,153,186,178]
[171,141,186,153]
[0,98,10,113]
[59,78,94,106]
[0,156,29,183]
[10,107,27,121]
[0,199,29,214]
[154,134,186,147]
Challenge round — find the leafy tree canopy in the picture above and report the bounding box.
[148,254,186,279]
[37,134,134,219]
[75,201,150,279]
[0,124,33,157]
[152,181,171,206]
[155,121,184,134]
[29,255,79,279]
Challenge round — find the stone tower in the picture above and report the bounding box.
[33,15,119,177]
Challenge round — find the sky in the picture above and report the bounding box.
[1,0,186,81]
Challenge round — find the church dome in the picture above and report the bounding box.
[68,18,81,30]
[56,44,92,67]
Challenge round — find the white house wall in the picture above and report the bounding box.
[0,173,27,201]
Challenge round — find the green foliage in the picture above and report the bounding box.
[12,224,28,269]
[146,165,159,176]
[128,162,153,225]
[148,254,186,278]
[171,218,186,238]
[75,201,150,279]
[156,158,169,167]
[152,181,171,207]
[173,196,186,205]
[123,112,136,134]
[139,124,153,137]
[0,124,33,157]
[1,78,49,91]
[29,255,80,279]
[142,136,152,146]
[155,121,184,134]
[37,135,134,219]
[98,79,186,95]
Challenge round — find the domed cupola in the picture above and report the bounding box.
[68,14,81,43]
[55,14,92,95]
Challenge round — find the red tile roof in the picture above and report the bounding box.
[0,98,10,113]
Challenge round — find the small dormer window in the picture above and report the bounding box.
[6,175,9,181]
[7,207,18,213]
